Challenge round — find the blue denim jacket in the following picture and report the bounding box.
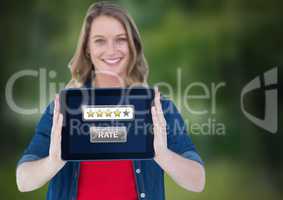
[17,82,204,200]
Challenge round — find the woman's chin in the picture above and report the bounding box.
[96,66,124,78]
[98,63,126,73]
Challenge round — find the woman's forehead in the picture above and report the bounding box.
[90,15,127,37]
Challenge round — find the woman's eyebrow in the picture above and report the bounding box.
[91,35,105,39]
[116,33,127,37]
[91,34,126,39]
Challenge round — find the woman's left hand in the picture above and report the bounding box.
[151,87,168,161]
[151,87,206,192]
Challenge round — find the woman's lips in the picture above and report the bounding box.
[102,57,122,65]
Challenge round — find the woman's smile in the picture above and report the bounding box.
[102,57,123,66]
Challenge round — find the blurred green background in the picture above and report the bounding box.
[0,0,282,199]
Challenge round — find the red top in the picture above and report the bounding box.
[77,160,138,200]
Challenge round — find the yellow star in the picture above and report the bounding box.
[87,111,95,117]
[96,110,103,117]
[114,109,121,117]
[105,109,112,117]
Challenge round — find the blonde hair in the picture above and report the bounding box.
[66,1,149,88]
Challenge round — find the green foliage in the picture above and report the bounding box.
[1,0,282,199]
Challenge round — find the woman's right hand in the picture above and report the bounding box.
[48,94,66,167]
[16,94,66,192]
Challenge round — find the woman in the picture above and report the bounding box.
[16,2,205,200]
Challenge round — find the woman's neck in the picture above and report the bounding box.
[93,73,126,88]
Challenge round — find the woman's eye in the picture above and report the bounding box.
[94,39,105,44]
[117,37,127,43]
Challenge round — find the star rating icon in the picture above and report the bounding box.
[87,111,95,117]
[83,106,134,120]
[96,110,103,117]
[123,109,130,117]
[114,110,121,117]
[105,109,112,117]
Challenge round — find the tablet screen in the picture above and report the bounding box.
[60,88,154,160]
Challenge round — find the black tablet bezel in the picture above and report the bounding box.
[60,88,155,161]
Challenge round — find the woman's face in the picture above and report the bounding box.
[88,15,130,77]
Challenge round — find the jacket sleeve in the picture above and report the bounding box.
[17,101,54,166]
[161,98,204,165]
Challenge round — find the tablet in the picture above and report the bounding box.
[59,87,155,161]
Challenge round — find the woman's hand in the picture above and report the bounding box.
[151,87,169,162]
[16,95,67,192]
[150,87,205,192]
[48,95,66,167]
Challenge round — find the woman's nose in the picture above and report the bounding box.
[106,40,118,55]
